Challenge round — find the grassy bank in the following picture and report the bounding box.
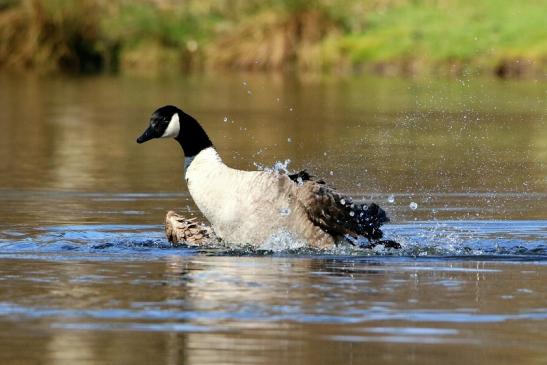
[0,0,545,77]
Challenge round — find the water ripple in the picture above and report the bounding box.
[0,220,545,260]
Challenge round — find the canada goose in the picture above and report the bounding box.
[137,105,399,249]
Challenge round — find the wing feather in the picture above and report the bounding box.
[291,170,389,241]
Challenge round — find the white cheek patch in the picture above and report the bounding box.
[161,113,180,138]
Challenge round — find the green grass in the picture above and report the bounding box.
[0,0,545,77]
[326,0,547,75]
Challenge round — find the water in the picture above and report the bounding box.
[0,73,546,364]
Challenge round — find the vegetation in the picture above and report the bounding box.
[0,0,545,77]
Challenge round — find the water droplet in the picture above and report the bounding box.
[349,211,355,217]
[409,202,418,210]
[340,199,346,205]
[323,152,327,156]
[329,171,334,176]
[279,207,291,216]
[296,177,303,186]
[223,116,228,123]
[242,81,247,86]
[287,137,292,143]
[272,159,291,174]
[247,90,252,95]
[289,107,293,111]
[388,195,395,203]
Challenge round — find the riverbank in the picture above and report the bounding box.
[0,0,545,78]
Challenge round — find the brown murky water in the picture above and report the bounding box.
[0,73,545,364]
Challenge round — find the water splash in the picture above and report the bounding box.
[0,220,545,259]
[279,207,291,216]
[253,159,292,174]
[258,230,307,251]
[272,159,291,174]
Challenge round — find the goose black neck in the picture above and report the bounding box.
[175,112,213,157]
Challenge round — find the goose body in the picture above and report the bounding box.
[137,105,397,249]
[185,147,335,248]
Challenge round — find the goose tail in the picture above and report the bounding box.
[356,202,389,240]
[355,203,400,248]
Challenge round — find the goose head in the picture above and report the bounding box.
[137,105,212,157]
[137,105,181,144]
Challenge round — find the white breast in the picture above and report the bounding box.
[184,147,333,247]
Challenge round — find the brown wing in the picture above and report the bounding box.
[165,211,214,246]
[292,170,388,241]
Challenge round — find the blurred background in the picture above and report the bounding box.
[0,0,545,77]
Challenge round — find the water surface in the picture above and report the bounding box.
[0,73,545,364]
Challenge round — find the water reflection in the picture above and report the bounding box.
[0,256,546,365]
[1,74,545,194]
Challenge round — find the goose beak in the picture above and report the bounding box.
[136,125,157,144]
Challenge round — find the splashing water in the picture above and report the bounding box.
[258,230,307,251]
[253,159,292,174]
[279,207,291,216]
[0,220,545,257]
[272,159,291,174]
